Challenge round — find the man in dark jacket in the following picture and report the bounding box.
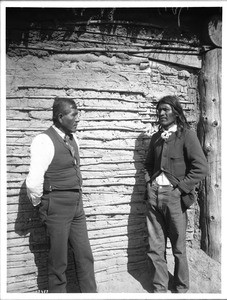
[144,95,208,293]
[26,97,97,293]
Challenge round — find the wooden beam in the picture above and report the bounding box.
[198,48,221,262]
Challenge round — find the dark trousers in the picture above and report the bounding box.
[146,183,189,293]
[39,190,97,293]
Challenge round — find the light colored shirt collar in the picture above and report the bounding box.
[52,125,78,142]
[52,125,66,139]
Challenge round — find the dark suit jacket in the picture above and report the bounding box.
[144,128,208,208]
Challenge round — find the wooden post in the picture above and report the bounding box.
[198,47,221,262]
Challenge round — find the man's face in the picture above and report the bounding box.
[59,105,79,133]
[157,103,176,130]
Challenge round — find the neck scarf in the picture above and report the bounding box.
[161,124,177,140]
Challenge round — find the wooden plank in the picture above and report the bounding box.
[146,52,202,69]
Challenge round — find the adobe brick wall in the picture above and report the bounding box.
[6,12,203,292]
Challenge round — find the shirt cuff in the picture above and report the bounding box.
[27,191,42,206]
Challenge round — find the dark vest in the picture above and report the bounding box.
[43,126,82,192]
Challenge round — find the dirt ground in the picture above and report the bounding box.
[98,246,221,293]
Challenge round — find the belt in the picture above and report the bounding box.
[44,189,80,193]
[53,189,80,192]
[151,180,172,188]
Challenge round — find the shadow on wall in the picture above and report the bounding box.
[126,132,152,292]
[14,181,80,293]
[14,181,49,292]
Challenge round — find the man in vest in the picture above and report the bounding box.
[26,97,97,293]
[144,95,208,293]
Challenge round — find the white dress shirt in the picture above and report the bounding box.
[26,125,80,206]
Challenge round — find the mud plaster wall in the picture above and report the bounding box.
[6,14,203,292]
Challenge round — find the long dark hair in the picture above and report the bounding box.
[156,95,190,135]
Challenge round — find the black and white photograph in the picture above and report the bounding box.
[0,1,226,299]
